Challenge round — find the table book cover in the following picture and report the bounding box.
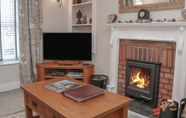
[45,79,82,93]
[62,85,105,103]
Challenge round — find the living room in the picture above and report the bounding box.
[0,0,186,118]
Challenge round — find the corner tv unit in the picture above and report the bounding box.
[43,32,92,62]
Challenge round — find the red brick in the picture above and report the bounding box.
[125,41,139,46]
[160,73,164,78]
[129,47,134,59]
[142,48,147,61]
[164,84,172,91]
[118,65,123,70]
[119,61,126,65]
[118,70,125,75]
[117,87,124,92]
[173,43,176,50]
[125,46,129,58]
[173,50,176,67]
[169,80,173,85]
[120,40,126,46]
[160,78,169,84]
[118,78,125,83]
[139,48,142,60]
[119,46,122,60]
[155,42,173,49]
[157,49,163,62]
[159,88,168,94]
[152,49,157,62]
[121,45,126,61]
[147,48,152,61]
[134,47,138,60]
[162,95,171,99]
[169,91,172,96]
[167,50,173,67]
[117,83,122,87]
[159,83,164,88]
[139,41,155,48]
[162,50,167,66]
[160,67,170,73]
[171,68,174,74]
[164,73,173,79]
[158,93,162,98]
[118,74,123,78]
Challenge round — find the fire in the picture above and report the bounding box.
[131,71,146,88]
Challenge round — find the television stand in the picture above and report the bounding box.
[54,60,81,66]
[36,61,94,83]
[59,63,73,66]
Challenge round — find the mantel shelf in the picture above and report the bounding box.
[105,22,186,27]
[72,24,92,27]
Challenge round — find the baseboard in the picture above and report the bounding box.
[0,81,21,92]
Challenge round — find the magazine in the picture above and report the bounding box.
[45,79,82,93]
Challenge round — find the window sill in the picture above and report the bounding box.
[0,59,20,66]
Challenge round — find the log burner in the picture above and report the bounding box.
[125,59,161,108]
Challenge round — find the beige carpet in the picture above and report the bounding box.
[0,110,148,118]
[0,111,25,118]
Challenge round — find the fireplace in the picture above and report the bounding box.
[125,59,161,108]
[106,23,186,104]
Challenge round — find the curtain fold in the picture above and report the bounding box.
[18,0,43,84]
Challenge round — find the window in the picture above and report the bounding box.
[0,0,19,61]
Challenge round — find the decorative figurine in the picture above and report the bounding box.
[76,9,82,24]
[82,15,87,24]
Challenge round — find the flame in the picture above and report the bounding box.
[131,71,145,88]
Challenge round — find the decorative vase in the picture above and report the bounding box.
[76,9,82,24]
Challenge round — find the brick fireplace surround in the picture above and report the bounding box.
[118,40,176,106]
[106,23,186,106]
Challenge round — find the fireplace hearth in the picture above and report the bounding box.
[125,59,161,108]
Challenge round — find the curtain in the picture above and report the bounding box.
[18,0,43,84]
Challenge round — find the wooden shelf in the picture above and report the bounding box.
[36,62,94,84]
[72,24,92,27]
[72,1,92,7]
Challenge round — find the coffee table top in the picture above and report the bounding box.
[21,78,132,118]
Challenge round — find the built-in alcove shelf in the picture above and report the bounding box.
[72,1,92,7]
[72,24,92,27]
[106,22,186,27]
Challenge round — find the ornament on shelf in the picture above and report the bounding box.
[89,18,92,24]
[82,15,87,24]
[76,9,82,24]
[181,9,186,20]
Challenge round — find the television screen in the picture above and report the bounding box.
[43,32,92,61]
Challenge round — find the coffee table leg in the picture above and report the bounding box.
[24,92,33,118]
[25,105,33,118]
[122,106,128,118]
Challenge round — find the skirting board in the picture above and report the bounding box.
[0,81,21,92]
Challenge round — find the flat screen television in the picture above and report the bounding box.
[43,32,92,61]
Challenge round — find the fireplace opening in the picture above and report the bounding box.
[125,59,161,108]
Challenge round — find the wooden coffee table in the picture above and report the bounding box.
[21,78,132,118]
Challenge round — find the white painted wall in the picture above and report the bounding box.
[0,64,20,92]
[0,0,70,92]
[42,0,69,32]
[0,0,185,92]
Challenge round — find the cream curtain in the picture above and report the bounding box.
[18,0,43,84]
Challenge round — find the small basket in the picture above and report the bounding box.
[160,99,178,118]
